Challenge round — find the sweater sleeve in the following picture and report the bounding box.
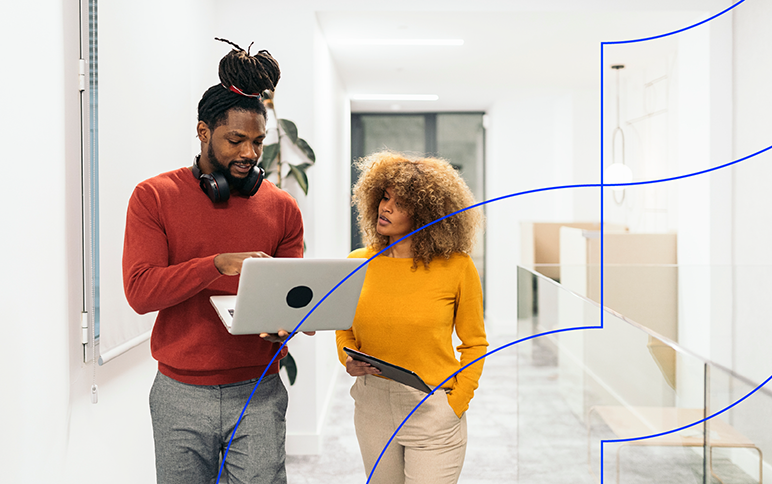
[273,195,304,259]
[335,248,369,366]
[335,329,358,366]
[122,184,223,314]
[446,257,488,417]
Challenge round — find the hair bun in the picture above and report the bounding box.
[215,38,281,97]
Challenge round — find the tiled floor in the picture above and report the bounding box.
[285,319,519,483]
[286,319,759,483]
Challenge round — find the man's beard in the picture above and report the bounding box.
[207,143,255,192]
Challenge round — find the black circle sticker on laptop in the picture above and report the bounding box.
[286,285,314,308]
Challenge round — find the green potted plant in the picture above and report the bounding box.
[259,89,315,195]
[259,89,315,385]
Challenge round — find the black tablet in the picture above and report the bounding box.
[344,347,433,393]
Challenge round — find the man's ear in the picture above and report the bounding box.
[197,121,210,143]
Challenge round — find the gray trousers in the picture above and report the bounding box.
[149,371,288,484]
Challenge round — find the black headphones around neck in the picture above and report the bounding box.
[191,155,265,203]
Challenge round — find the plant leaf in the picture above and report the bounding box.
[278,119,298,144]
[295,138,316,163]
[288,163,309,195]
[280,351,297,385]
[260,143,279,171]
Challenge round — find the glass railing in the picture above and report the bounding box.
[515,265,772,484]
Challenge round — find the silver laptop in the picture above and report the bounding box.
[210,258,368,335]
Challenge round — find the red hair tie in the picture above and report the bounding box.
[223,84,261,98]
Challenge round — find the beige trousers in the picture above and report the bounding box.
[351,375,467,484]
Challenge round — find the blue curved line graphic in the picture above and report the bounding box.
[368,333,772,484]
[215,140,772,482]
[595,1,753,481]
[364,325,601,483]
[600,0,745,335]
[607,142,772,188]
[603,0,743,45]
[599,372,772,482]
[607,368,772,445]
[216,3,758,480]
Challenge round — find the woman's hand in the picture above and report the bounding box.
[345,356,381,377]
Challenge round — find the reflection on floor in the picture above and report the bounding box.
[517,334,596,484]
[286,320,758,483]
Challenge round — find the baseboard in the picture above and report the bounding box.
[285,368,343,456]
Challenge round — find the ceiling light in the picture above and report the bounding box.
[335,39,464,46]
[350,94,439,101]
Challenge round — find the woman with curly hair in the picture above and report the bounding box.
[336,151,488,484]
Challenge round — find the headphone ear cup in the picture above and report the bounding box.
[199,171,230,203]
[238,165,265,197]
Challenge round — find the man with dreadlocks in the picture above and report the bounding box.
[123,39,302,484]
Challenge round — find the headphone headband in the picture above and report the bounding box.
[191,157,203,178]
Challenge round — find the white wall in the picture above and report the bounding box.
[0,1,71,480]
[482,7,740,374]
[601,39,679,233]
[485,90,576,324]
[572,88,603,222]
[0,1,159,482]
[310,13,353,445]
[732,0,772,385]
[587,11,735,365]
[0,1,350,482]
[725,0,772,465]
[571,1,771,392]
[671,19,714,362]
[311,15,352,260]
[66,1,214,481]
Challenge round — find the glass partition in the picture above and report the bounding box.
[707,365,770,484]
[516,266,772,484]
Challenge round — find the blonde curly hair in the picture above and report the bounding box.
[352,151,484,268]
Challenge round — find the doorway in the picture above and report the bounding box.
[350,112,486,287]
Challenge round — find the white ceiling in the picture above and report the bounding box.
[315,5,721,112]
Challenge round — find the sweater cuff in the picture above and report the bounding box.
[447,389,471,418]
[207,254,224,277]
[335,332,358,366]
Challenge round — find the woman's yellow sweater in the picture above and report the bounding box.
[336,247,488,417]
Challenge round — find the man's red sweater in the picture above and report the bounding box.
[122,167,304,385]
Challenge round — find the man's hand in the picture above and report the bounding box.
[259,330,317,344]
[345,355,381,377]
[214,251,271,276]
